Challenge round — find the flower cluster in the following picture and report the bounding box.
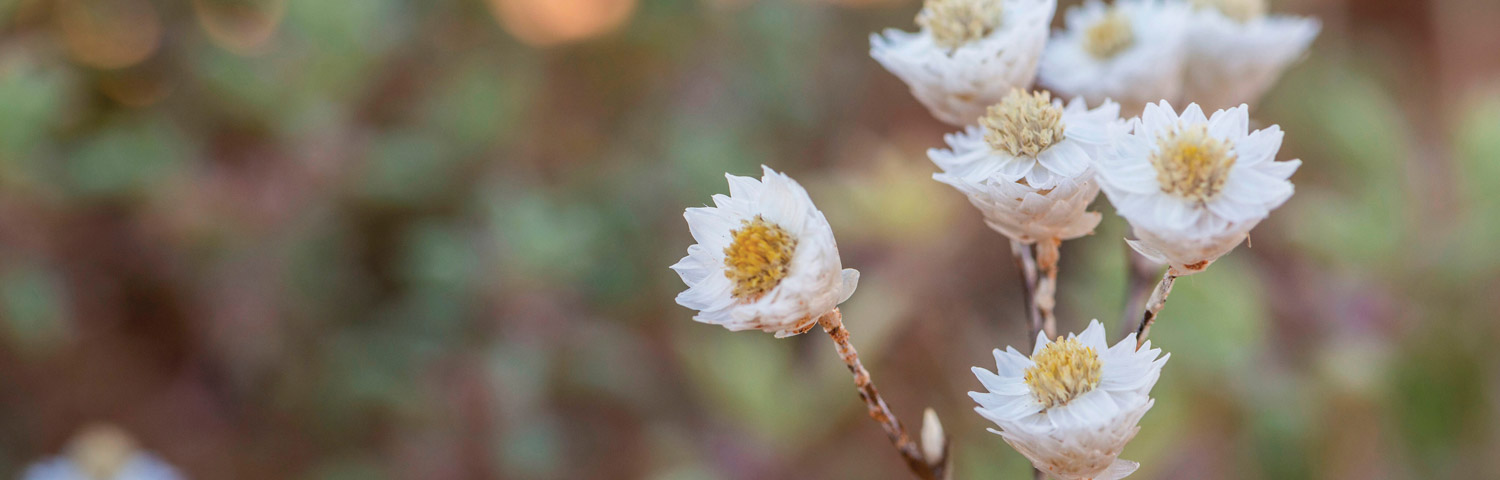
[875,0,1318,123]
[668,0,1315,478]
[1042,0,1320,114]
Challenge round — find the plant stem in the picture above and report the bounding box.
[1017,239,1062,480]
[1119,247,1159,336]
[1033,238,1062,340]
[1010,240,1042,342]
[818,309,940,480]
[1134,270,1178,349]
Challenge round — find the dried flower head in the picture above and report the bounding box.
[723,216,798,302]
[1082,9,1134,59]
[971,320,1169,480]
[673,166,859,337]
[871,0,1055,125]
[982,89,1067,158]
[918,0,1006,50]
[1024,336,1103,409]
[1095,102,1301,275]
[1150,124,1237,204]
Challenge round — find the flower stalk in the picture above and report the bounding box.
[1134,270,1178,348]
[1010,240,1043,341]
[819,309,944,480]
[1034,238,1062,339]
[1119,247,1159,334]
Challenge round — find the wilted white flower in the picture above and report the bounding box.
[1095,101,1300,274]
[929,90,1121,243]
[672,166,859,337]
[1178,0,1320,111]
[23,425,184,480]
[871,0,1056,126]
[1038,0,1190,115]
[971,320,1168,480]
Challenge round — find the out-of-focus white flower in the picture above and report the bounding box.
[929,90,1121,243]
[1178,0,1320,111]
[970,320,1168,480]
[1095,101,1300,274]
[672,166,859,338]
[1038,0,1190,116]
[871,0,1056,126]
[23,425,184,480]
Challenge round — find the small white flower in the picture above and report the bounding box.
[1095,101,1301,274]
[870,0,1056,126]
[23,425,183,480]
[971,320,1169,480]
[1038,0,1191,116]
[1178,0,1320,111]
[930,90,1123,242]
[672,166,859,337]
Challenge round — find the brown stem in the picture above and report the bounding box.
[1015,240,1055,480]
[1010,240,1042,342]
[819,309,939,480]
[1119,246,1159,336]
[1033,238,1061,340]
[1134,270,1178,349]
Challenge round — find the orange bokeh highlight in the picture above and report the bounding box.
[488,0,638,47]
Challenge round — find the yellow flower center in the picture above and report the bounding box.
[1151,124,1238,203]
[1191,0,1266,22]
[1023,337,1103,410]
[1082,9,1135,60]
[981,89,1067,158]
[723,215,797,302]
[918,0,1005,50]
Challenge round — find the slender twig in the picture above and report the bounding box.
[1134,270,1178,349]
[1015,240,1054,480]
[1009,240,1042,341]
[1033,238,1061,339]
[819,309,940,480]
[1119,246,1160,335]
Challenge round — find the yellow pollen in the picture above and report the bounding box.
[1190,0,1266,22]
[981,89,1067,158]
[1151,124,1237,203]
[723,215,797,302]
[918,0,1005,50]
[1023,337,1103,410]
[1082,9,1135,59]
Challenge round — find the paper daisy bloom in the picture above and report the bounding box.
[929,90,1123,242]
[22,425,184,480]
[971,320,1169,480]
[870,0,1056,126]
[1038,0,1191,116]
[672,166,859,338]
[1095,101,1301,275]
[1178,0,1320,111]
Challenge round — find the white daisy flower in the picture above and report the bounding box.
[1095,101,1301,274]
[870,0,1056,126]
[970,320,1169,480]
[1178,0,1320,111]
[929,90,1123,242]
[1038,0,1191,116]
[23,425,184,480]
[671,166,859,338]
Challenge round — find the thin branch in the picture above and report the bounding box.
[1015,239,1057,480]
[1119,246,1160,335]
[819,309,940,480]
[1033,238,1061,339]
[1134,270,1178,349]
[1010,240,1042,341]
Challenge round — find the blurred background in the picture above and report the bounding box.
[0,0,1496,478]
